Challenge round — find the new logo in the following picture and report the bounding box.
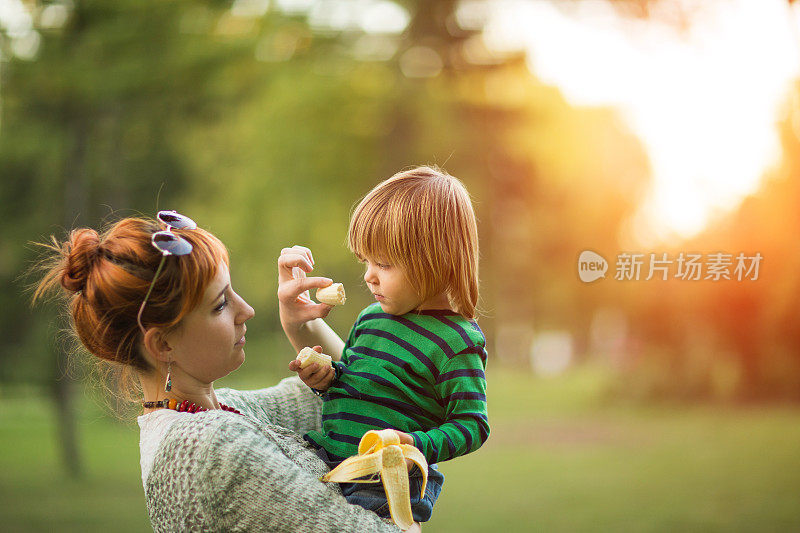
[578,250,608,283]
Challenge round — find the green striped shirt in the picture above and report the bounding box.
[304,303,490,465]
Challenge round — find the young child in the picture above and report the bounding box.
[288,166,490,525]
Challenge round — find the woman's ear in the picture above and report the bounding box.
[142,327,173,363]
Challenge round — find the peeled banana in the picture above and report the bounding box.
[316,283,346,306]
[321,429,428,531]
[296,346,333,369]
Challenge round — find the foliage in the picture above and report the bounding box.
[3,0,795,405]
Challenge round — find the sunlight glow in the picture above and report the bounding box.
[481,0,800,245]
[0,0,39,60]
[306,0,409,35]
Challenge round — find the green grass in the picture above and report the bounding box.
[0,393,148,532]
[2,365,800,532]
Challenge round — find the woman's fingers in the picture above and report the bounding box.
[299,302,331,322]
[278,276,334,303]
[279,245,314,266]
[280,245,314,262]
[285,302,331,323]
[279,246,314,267]
[290,267,310,299]
[278,250,313,271]
[297,293,313,304]
[278,251,314,282]
[291,266,306,280]
[277,245,335,328]
[291,245,314,266]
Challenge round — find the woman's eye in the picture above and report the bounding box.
[377,263,390,269]
[214,298,228,312]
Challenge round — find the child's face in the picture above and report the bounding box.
[359,255,421,316]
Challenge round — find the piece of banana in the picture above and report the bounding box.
[316,283,346,306]
[296,346,333,369]
[321,429,428,531]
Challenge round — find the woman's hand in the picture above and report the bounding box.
[406,522,422,533]
[288,345,336,391]
[278,245,334,331]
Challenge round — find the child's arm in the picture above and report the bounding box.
[277,245,346,359]
[409,350,490,465]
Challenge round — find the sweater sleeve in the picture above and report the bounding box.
[409,349,490,464]
[217,376,323,435]
[196,418,402,532]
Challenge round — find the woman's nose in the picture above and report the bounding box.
[237,297,255,322]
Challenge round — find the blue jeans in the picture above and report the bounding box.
[312,445,444,522]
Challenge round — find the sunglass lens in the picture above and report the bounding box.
[152,232,194,255]
[157,210,197,230]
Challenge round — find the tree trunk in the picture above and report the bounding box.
[52,365,82,477]
[53,112,89,478]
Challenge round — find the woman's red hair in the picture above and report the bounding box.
[33,216,228,396]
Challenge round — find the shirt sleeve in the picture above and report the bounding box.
[196,418,402,533]
[408,348,490,464]
[218,376,323,435]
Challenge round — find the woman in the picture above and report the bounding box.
[34,211,418,532]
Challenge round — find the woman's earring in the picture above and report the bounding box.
[164,360,172,392]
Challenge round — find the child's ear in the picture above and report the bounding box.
[142,327,173,363]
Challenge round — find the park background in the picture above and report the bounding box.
[2,0,800,530]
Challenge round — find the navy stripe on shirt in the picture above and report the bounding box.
[342,369,444,406]
[329,382,442,426]
[444,391,487,402]
[359,328,440,381]
[451,421,474,452]
[439,368,486,383]
[362,312,458,359]
[328,431,362,446]
[348,346,432,385]
[321,412,394,428]
[434,315,476,348]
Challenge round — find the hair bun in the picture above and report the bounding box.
[61,228,101,293]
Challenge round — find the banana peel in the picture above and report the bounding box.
[321,429,428,531]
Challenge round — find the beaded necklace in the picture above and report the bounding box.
[142,398,242,415]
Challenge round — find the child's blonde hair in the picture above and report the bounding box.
[348,166,479,319]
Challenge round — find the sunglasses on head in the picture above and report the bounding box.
[137,210,197,335]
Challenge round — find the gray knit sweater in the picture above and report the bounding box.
[144,376,401,532]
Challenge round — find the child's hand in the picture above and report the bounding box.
[391,430,414,446]
[389,430,417,472]
[288,345,336,392]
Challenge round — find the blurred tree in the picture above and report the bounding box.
[1,0,270,476]
[0,0,756,489]
[616,82,800,401]
[383,1,651,366]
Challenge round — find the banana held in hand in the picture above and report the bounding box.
[296,347,333,369]
[316,283,346,306]
[321,429,428,531]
